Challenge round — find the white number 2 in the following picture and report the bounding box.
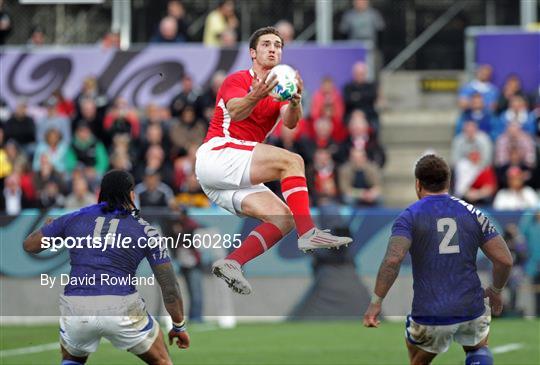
[437,218,459,254]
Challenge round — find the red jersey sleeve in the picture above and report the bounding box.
[221,74,249,104]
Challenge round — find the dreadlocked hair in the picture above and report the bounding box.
[98,169,138,217]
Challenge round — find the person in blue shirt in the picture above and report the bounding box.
[24,170,190,365]
[363,154,513,365]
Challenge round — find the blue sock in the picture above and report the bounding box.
[465,346,493,365]
[61,360,84,365]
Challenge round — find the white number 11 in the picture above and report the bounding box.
[437,218,459,254]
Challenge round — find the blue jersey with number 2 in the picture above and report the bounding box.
[41,203,170,296]
[392,194,499,325]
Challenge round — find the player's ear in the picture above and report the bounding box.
[249,47,256,60]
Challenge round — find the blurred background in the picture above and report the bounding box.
[0,1,539,361]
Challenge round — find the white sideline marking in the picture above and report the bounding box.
[0,342,59,357]
[492,343,524,354]
[0,326,220,358]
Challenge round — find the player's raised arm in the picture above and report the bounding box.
[151,262,190,349]
[226,73,278,121]
[281,71,304,129]
[23,217,55,253]
[363,235,411,328]
[480,235,513,315]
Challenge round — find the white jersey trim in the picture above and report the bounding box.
[218,98,231,138]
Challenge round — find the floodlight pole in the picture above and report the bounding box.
[316,0,332,44]
[520,0,538,28]
[112,0,131,49]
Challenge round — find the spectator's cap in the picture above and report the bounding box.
[506,166,523,178]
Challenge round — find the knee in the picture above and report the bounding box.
[156,359,173,365]
[282,152,304,173]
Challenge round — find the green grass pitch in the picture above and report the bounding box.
[1,319,538,364]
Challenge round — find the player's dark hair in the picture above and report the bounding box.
[414,154,451,193]
[249,26,283,51]
[98,169,137,216]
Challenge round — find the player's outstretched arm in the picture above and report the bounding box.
[23,217,54,253]
[363,235,411,328]
[151,262,190,349]
[281,71,304,129]
[226,73,278,121]
[481,235,513,316]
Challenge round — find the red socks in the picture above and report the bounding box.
[281,176,315,236]
[226,222,284,266]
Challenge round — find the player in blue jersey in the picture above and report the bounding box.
[363,155,513,365]
[23,170,190,365]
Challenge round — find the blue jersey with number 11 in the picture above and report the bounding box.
[392,194,499,325]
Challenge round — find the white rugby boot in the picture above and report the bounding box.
[298,227,353,252]
[212,259,252,295]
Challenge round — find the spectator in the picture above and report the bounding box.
[74,76,109,121]
[103,97,140,142]
[0,98,10,123]
[4,100,36,151]
[219,28,237,47]
[455,93,495,138]
[4,140,28,174]
[310,77,347,142]
[495,95,536,137]
[307,117,341,163]
[495,121,536,169]
[64,175,96,210]
[170,105,206,156]
[33,128,68,173]
[275,20,295,45]
[0,0,12,45]
[150,16,184,43]
[135,145,173,186]
[0,126,11,180]
[101,30,120,49]
[339,148,382,207]
[36,96,71,144]
[166,0,189,41]
[308,148,341,207]
[52,89,75,118]
[2,174,22,215]
[339,0,385,47]
[27,25,46,47]
[458,64,499,111]
[109,151,133,172]
[170,74,200,118]
[172,143,197,193]
[32,154,66,209]
[453,150,497,205]
[72,97,105,142]
[175,173,209,208]
[203,0,238,47]
[195,70,226,123]
[496,146,534,189]
[342,110,385,167]
[451,120,492,168]
[140,123,171,161]
[134,170,175,208]
[497,74,528,114]
[493,167,539,210]
[65,122,109,178]
[343,61,379,128]
[141,103,170,136]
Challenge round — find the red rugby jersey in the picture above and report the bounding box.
[204,69,288,143]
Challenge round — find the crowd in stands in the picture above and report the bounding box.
[0,57,386,215]
[451,64,540,211]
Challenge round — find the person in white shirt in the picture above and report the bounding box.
[493,167,539,210]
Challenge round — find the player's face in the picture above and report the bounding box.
[251,34,283,68]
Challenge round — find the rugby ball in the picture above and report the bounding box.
[266,64,298,101]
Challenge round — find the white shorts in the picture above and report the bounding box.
[405,306,491,354]
[195,137,270,215]
[59,293,160,357]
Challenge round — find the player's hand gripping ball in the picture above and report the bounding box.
[266,64,298,101]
